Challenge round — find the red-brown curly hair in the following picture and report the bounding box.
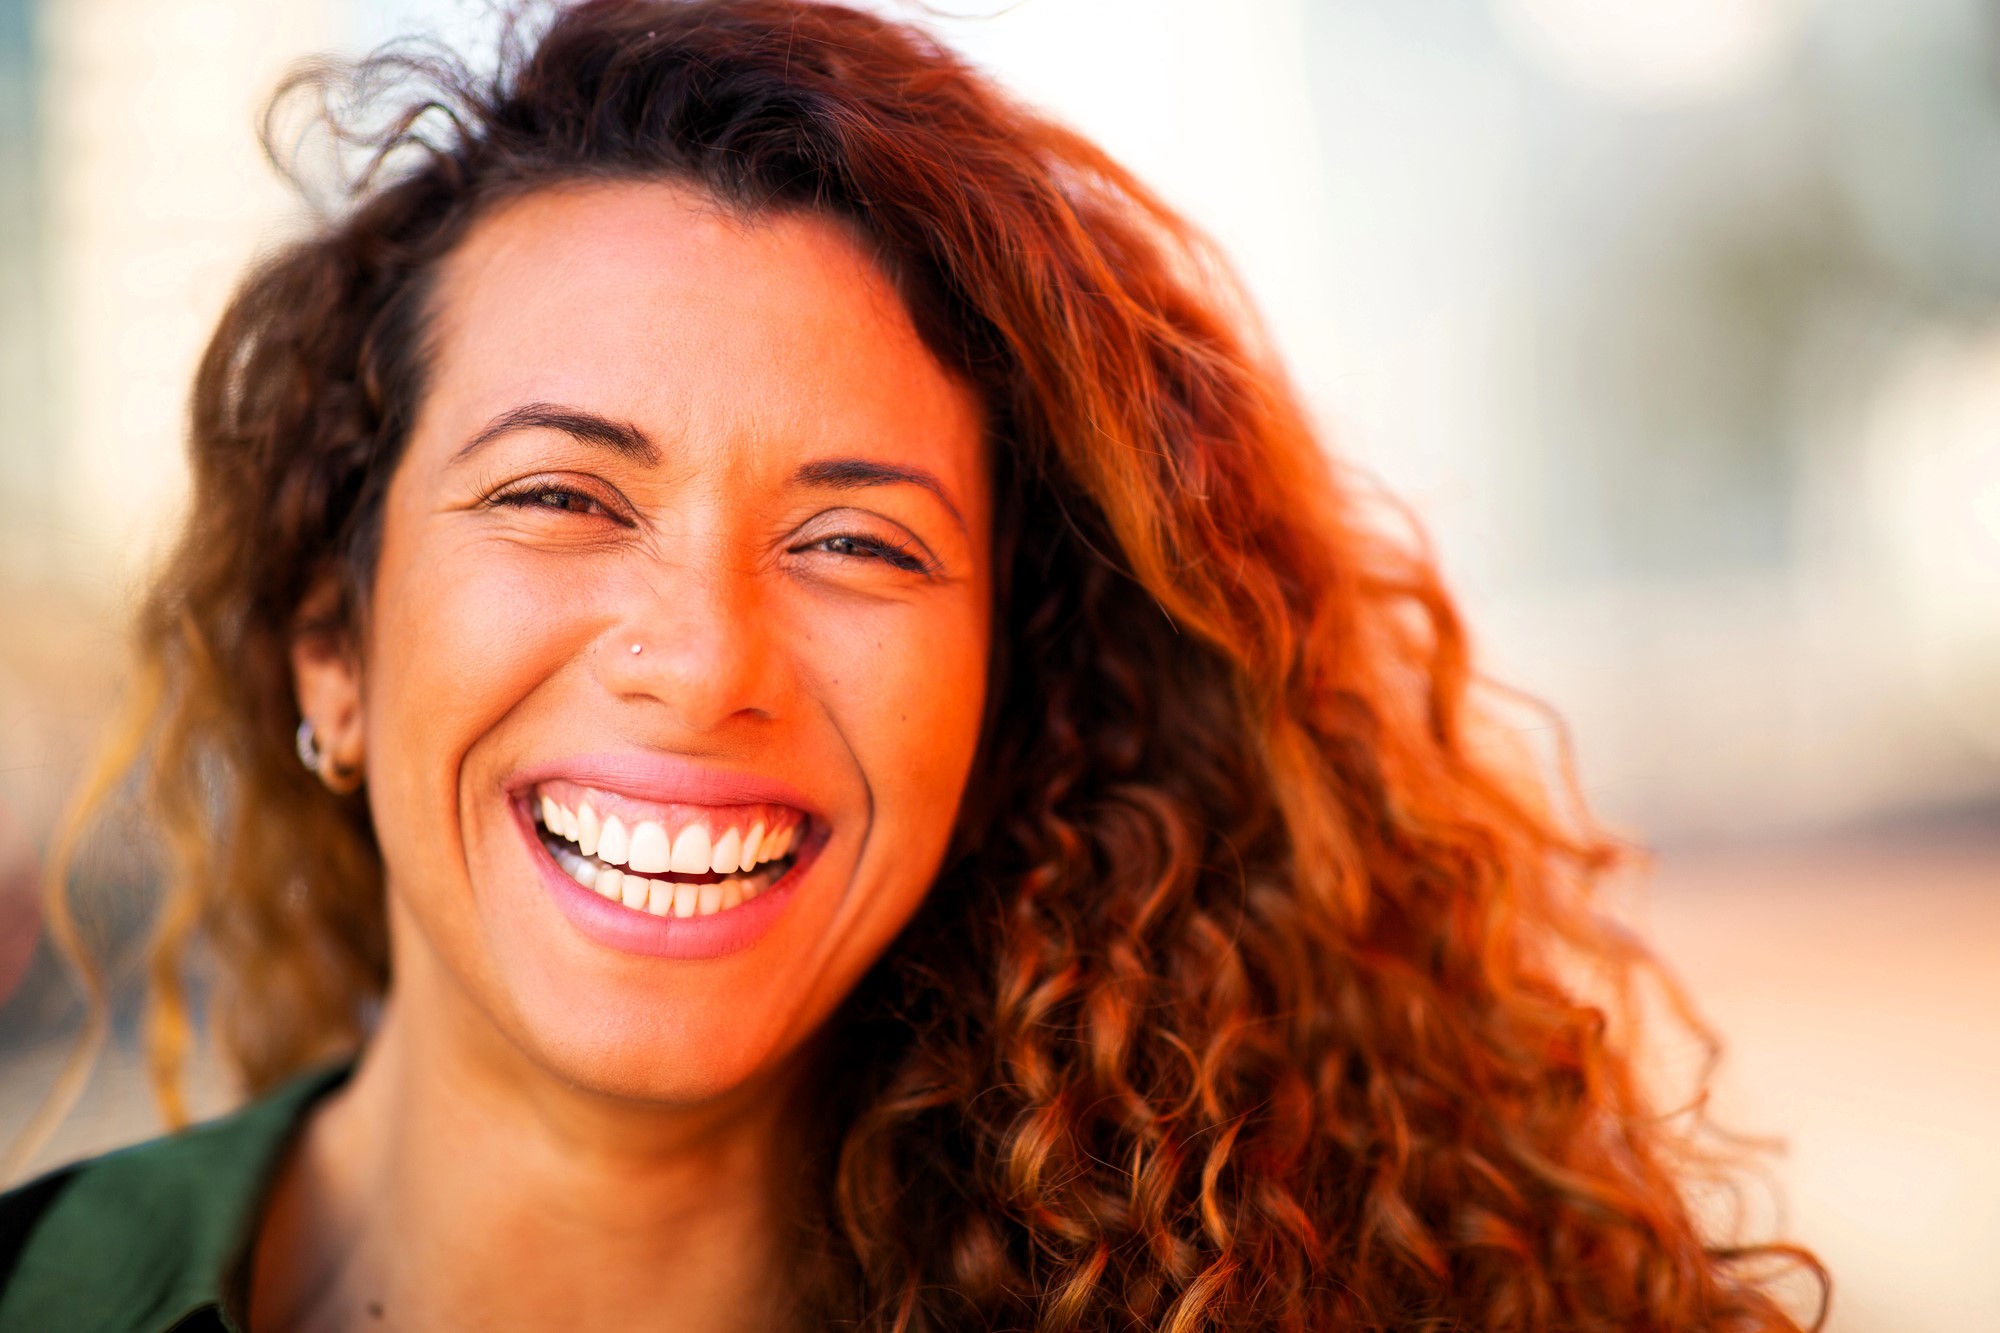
[33,1,1823,1328]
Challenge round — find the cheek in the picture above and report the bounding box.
[814,589,991,911]
[364,541,593,891]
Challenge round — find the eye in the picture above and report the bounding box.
[499,486,598,514]
[808,533,934,574]
[487,481,625,522]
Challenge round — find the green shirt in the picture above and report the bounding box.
[0,1064,349,1333]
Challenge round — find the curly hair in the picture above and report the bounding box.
[30,1,1823,1328]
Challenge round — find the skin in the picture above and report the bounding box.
[257,181,992,1332]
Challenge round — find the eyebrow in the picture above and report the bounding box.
[453,403,964,533]
[791,457,967,535]
[453,403,660,465]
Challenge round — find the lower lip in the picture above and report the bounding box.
[514,804,810,959]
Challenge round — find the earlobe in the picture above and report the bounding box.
[295,718,363,793]
[290,577,366,794]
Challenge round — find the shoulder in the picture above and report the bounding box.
[0,1063,348,1333]
[0,1165,78,1293]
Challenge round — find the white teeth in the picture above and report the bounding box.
[597,816,630,867]
[540,794,801,918]
[670,824,711,874]
[627,820,671,875]
[710,827,742,875]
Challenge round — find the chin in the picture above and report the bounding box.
[422,756,915,1108]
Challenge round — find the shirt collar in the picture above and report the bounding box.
[0,1062,350,1333]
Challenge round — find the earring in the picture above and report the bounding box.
[296,718,324,771]
[296,718,362,793]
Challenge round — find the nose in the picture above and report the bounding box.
[593,559,781,735]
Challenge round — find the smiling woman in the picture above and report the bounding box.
[341,183,996,1113]
[0,2,1821,1331]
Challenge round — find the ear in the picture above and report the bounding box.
[291,574,365,793]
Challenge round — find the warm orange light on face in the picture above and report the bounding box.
[361,182,992,1104]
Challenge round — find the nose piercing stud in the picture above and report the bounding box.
[630,643,643,654]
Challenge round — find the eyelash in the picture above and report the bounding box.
[486,482,935,574]
[806,533,935,574]
[488,482,624,522]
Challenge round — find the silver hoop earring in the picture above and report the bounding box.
[297,717,362,794]
[296,719,323,771]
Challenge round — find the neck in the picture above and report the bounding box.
[250,953,801,1332]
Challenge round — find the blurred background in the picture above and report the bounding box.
[0,0,1994,1326]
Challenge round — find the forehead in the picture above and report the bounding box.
[415,180,981,469]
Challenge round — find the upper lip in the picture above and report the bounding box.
[505,752,820,817]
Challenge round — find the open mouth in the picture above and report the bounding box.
[529,779,807,920]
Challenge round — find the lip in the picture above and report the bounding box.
[506,752,821,814]
[506,754,821,960]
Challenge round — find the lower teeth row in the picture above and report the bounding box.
[547,831,782,918]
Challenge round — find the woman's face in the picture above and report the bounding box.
[346,182,991,1103]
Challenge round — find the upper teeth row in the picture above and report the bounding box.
[538,795,798,875]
